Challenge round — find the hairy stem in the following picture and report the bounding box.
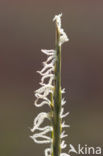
[52,22,62,156]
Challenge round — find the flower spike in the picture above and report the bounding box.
[31,13,69,156]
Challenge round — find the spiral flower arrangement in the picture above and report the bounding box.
[30,13,70,156]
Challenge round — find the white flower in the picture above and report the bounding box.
[61,140,67,149]
[62,121,70,128]
[61,130,68,139]
[31,112,50,132]
[53,13,69,46]
[30,128,52,144]
[60,107,69,118]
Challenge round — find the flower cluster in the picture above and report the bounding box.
[30,49,55,146]
[30,13,70,156]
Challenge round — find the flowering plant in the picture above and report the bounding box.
[30,13,70,156]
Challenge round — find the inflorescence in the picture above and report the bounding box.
[30,13,70,156]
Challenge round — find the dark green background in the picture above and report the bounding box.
[0,0,103,156]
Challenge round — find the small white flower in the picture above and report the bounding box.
[41,49,56,56]
[30,128,52,144]
[60,108,69,118]
[61,98,66,106]
[34,99,50,107]
[53,13,69,46]
[53,13,62,29]
[31,112,50,132]
[61,140,67,149]
[62,121,70,128]
[61,130,68,139]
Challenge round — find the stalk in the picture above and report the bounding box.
[52,23,62,156]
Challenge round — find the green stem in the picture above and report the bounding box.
[52,23,62,156]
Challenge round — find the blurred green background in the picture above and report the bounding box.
[0,0,103,156]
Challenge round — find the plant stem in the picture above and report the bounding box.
[52,22,62,156]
